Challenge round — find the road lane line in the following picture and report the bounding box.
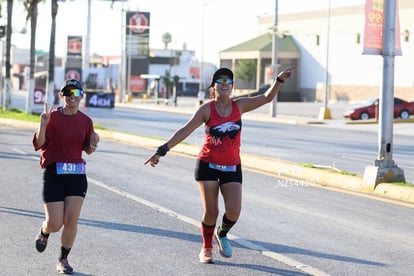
[89,177,330,276]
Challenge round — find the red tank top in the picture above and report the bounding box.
[197,100,242,165]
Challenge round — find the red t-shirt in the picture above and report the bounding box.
[197,100,242,165]
[33,107,95,168]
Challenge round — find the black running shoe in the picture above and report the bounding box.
[56,258,73,274]
[35,228,48,252]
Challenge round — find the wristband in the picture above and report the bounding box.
[276,77,285,83]
[156,143,169,156]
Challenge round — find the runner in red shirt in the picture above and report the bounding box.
[33,79,100,274]
[145,67,294,263]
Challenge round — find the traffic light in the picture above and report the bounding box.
[0,26,6,38]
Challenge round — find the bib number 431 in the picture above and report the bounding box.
[56,162,86,174]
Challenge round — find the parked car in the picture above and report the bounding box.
[343,97,414,120]
[177,87,198,97]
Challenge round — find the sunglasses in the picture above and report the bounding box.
[215,78,233,85]
[63,89,83,97]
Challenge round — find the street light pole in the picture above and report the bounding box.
[120,1,126,103]
[362,0,405,189]
[198,3,204,94]
[84,0,91,69]
[270,0,279,117]
[318,0,332,120]
[0,39,4,111]
[199,1,214,95]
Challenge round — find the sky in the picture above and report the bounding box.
[5,0,365,65]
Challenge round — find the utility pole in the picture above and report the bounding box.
[318,0,332,120]
[362,0,405,190]
[120,0,126,103]
[199,1,214,96]
[270,0,279,117]
[84,0,91,69]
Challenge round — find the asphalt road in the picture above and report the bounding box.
[7,90,414,183]
[7,91,414,184]
[1,125,414,275]
[82,98,413,184]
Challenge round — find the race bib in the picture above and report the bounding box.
[209,163,237,172]
[56,162,86,175]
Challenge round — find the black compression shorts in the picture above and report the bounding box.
[42,164,88,203]
[194,159,242,185]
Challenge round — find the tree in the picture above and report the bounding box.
[234,59,257,88]
[46,0,58,105]
[23,0,42,113]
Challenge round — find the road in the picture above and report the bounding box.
[82,99,413,184]
[6,91,414,183]
[1,126,414,275]
[8,91,414,183]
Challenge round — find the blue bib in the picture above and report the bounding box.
[209,163,237,172]
[56,162,86,175]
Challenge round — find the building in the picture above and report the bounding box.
[11,45,216,101]
[220,34,300,101]
[146,48,216,97]
[219,0,414,102]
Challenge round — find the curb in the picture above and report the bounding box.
[374,183,414,202]
[2,118,413,203]
[345,118,414,124]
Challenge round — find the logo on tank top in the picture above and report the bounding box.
[209,121,241,140]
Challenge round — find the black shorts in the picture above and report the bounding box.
[42,164,88,203]
[194,159,242,185]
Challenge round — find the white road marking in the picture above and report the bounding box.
[10,147,38,160]
[89,177,330,276]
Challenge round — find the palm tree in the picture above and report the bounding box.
[46,0,58,105]
[23,0,42,113]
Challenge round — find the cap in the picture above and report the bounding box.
[60,79,83,92]
[209,68,234,88]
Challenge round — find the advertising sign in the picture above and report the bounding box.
[65,68,82,81]
[67,36,83,56]
[85,92,115,109]
[363,0,401,55]
[65,36,83,86]
[33,88,46,105]
[189,67,200,79]
[129,75,146,92]
[126,12,150,58]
